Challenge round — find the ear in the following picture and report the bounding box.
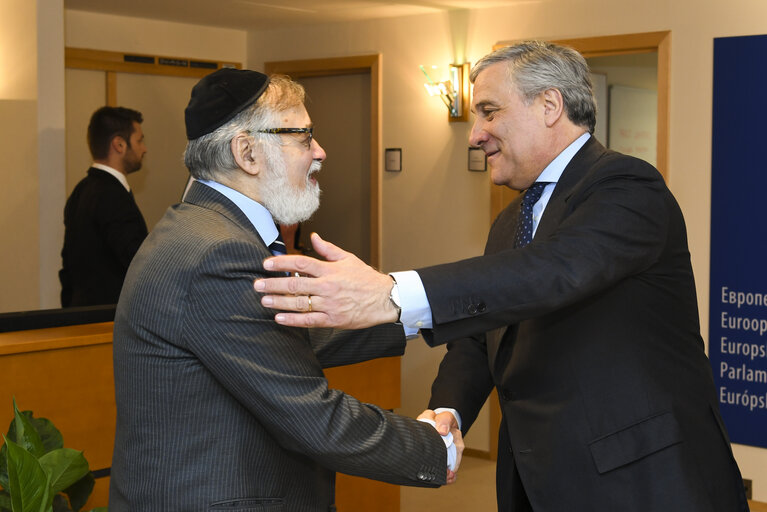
[231,133,261,177]
[110,135,127,156]
[541,88,565,127]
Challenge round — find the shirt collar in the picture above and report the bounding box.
[536,132,591,185]
[91,163,130,192]
[196,179,279,246]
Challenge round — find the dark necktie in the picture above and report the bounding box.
[269,232,287,256]
[514,182,549,248]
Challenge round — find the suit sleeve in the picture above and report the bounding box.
[309,325,406,369]
[419,159,671,345]
[185,238,447,487]
[428,331,496,435]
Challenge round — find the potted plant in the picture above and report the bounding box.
[0,399,106,512]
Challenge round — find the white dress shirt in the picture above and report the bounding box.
[92,163,130,192]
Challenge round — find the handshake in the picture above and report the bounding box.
[417,409,464,485]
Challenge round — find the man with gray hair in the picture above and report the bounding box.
[256,42,748,511]
[109,69,459,511]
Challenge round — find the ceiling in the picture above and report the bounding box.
[64,0,528,31]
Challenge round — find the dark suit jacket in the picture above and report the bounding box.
[110,182,446,512]
[59,167,148,307]
[423,138,748,511]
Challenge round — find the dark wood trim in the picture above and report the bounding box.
[65,47,241,78]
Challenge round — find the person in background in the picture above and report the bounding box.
[109,68,461,511]
[59,106,148,307]
[254,41,749,512]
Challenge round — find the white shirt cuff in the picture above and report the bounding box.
[389,270,433,330]
[417,418,457,471]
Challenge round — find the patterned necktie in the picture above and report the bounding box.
[269,231,287,256]
[514,182,549,248]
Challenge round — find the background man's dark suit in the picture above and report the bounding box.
[423,138,747,511]
[110,182,446,511]
[59,167,147,306]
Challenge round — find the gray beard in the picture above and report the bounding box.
[260,157,321,225]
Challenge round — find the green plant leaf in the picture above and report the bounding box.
[3,436,53,512]
[0,443,9,490]
[6,413,62,458]
[85,508,107,512]
[21,419,60,457]
[0,489,12,511]
[3,410,63,495]
[10,401,44,459]
[38,450,88,496]
[62,473,93,512]
[37,483,52,512]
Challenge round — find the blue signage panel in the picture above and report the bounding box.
[710,34,767,448]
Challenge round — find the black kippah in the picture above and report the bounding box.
[185,68,270,140]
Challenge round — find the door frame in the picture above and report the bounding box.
[484,32,671,461]
[264,55,382,269]
[65,47,240,106]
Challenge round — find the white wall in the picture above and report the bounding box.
[38,0,66,310]
[247,0,767,498]
[0,0,41,313]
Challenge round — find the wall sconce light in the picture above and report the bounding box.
[420,63,470,122]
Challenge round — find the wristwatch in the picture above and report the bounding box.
[388,275,402,323]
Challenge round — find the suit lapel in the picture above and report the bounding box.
[183,180,268,248]
[534,136,607,241]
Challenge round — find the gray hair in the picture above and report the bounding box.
[471,41,596,133]
[184,75,306,180]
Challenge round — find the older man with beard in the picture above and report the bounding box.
[109,69,459,512]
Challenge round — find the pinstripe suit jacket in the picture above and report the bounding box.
[110,182,446,511]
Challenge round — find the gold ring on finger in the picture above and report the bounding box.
[307,295,313,313]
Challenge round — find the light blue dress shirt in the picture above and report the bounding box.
[196,179,280,246]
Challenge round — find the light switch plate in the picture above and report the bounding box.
[468,146,486,171]
[385,148,402,172]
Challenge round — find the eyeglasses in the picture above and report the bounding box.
[257,127,313,149]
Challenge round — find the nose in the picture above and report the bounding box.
[312,138,326,162]
[469,119,488,147]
